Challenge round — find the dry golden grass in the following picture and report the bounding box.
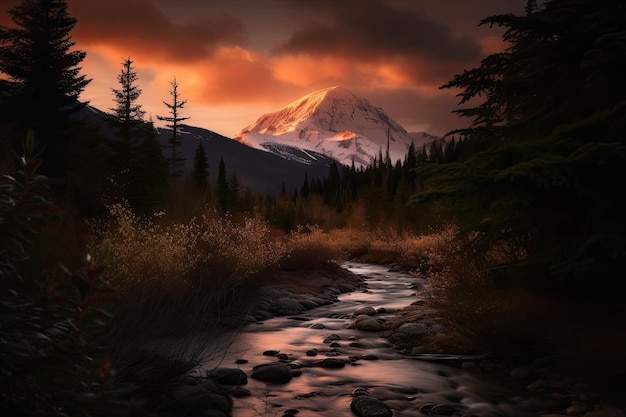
[89,204,288,291]
[86,203,291,343]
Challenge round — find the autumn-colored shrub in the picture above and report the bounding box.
[279,225,347,270]
[87,205,289,337]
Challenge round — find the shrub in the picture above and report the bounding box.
[417,230,561,356]
[87,205,289,340]
[0,145,129,416]
[279,225,349,270]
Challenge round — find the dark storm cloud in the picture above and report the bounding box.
[274,0,482,63]
[70,0,245,62]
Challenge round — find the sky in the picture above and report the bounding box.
[0,0,524,138]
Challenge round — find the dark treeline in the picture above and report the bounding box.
[250,137,466,232]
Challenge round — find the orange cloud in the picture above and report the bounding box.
[0,0,525,138]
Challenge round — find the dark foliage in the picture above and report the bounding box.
[157,77,189,179]
[0,0,90,176]
[0,143,131,416]
[192,140,209,190]
[413,0,626,296]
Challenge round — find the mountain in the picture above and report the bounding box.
[234,86,440,168]
[78,105,335,195]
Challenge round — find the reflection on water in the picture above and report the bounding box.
[199,262,528,417]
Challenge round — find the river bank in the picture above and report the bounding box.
[144,261,625,417]
[226,261,626,417]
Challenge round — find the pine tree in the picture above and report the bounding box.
[109,57,144,174]
[229,169,239,211]
[217,156,230,212]
[110,58,145,146]
[416,0,626,293]
[127,121,168,215]
[300,173,310,199]
[157,77,189,179]
[404,141,417,191]
[0,0,90,175]
[191,141,209,191]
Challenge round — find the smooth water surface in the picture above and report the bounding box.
[199,262,528,417]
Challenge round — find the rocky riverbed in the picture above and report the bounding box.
[169,262,625,417]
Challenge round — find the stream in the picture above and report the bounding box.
[198,262,534,417]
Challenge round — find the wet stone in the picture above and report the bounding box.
[169,385,233,416]
[306,349,318,356]
[419,403,437,413]
[206,368,248,385]
[319,358,346,369]
[566,405,590,416]
[350,395,393,417]
[263,350,280,356]
[323,334,342,343]
[251,364,292,384]
[510,367,531,378]
[349,315,385,332]
[230,387,252,398]
[353,306,377,316]
[352,387,369,397]
[429,404,459,416]
[396,322,428,335]
[361,355,379,360]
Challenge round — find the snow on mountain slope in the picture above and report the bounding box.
[235,86,437,167]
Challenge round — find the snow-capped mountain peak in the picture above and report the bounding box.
[235,86,434,167]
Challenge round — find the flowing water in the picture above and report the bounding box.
[199,262,531,417]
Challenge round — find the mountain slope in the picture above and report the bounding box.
[78,105,335,195]
[235,86,439,167]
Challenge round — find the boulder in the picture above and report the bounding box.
[206,368,248,385]
[350,395,393,417]
[168,385,233,415]
[396,322,428,335]
[251,364,292,384]
[318,358,346,369]
[349,315,385,332]
[271,297,306,314]
[353,306,377,316]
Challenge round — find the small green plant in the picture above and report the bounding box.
[0,138,131,416]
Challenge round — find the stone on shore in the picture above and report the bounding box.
[206,368,248,385]
[168,384,233,416]
[271,297,306,315]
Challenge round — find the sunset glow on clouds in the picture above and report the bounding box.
[0,0,524,137]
